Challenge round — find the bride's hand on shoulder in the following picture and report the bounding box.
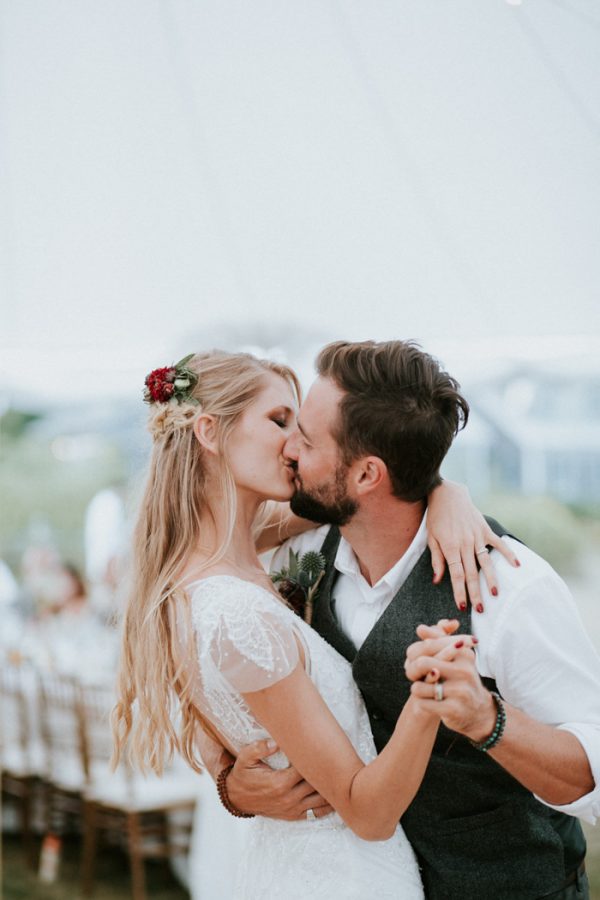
[427,480,520,612]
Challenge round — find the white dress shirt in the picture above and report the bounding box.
[270,519,600,824]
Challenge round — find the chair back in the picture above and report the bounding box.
[77,682,119,771]
[0,661,39,777]
[37,671,85,791]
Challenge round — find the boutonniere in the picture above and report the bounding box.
[271,549,326,626]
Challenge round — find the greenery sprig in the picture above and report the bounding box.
[271,549,326,625]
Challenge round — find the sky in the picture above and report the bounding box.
[1,0,599,403]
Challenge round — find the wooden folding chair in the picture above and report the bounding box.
[78,681,198,900]
[0,660,44,867]
[37,670,86,836]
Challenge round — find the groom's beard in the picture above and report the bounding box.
[290,464,358,526]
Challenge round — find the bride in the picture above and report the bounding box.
[113,349,500,899]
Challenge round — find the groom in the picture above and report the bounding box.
[217,340,600,898]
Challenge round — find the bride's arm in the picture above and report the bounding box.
[427,480,520,612]
[257,485,521,611]
[254,501,317,553]
[242,664,439,841]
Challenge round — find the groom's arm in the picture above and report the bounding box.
[197,728,334,821]
[407,642,595,807]
[405,554,600,821]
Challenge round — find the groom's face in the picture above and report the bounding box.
[284,377,358,526]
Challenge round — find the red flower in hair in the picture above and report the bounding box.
[143,354,199,406]
[144,367,177,403]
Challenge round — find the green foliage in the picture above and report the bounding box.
[480,493,590,576]
[271,548,326,590]
[299,550,327,579]
[0,408,42,440]
[0,432,126,571]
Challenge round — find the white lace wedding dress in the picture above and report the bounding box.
[188,575,424,900]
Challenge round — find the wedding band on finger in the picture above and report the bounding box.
[447,560,462,568]
[306,808,317,821]
[476,547,489,556]
[434,682,444,702]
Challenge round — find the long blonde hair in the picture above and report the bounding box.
[112,350,301,773]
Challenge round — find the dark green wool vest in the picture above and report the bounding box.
[313,519,585,900]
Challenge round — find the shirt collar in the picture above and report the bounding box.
[334,511,429,596]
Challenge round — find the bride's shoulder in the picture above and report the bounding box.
[187,574,286,631]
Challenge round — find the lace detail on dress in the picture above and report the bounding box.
[187,575,424,900]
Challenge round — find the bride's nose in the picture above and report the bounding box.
[283,430,300,461]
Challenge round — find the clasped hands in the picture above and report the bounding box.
[405,619,498,744]
[226,620,498,822]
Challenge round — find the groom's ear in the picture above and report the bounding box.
[353,456,388,495]
[193,414,219,455]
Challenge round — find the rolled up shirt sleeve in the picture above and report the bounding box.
[474,540,600,824]
[548,723,600,822]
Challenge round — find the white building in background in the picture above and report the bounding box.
[447,361,600,505]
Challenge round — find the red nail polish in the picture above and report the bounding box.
[455,640,464,648]
[515,559,521,567]
[476,603,484,613]
[491,587,498,597]
[472,636,479,644]
[459,602,467,612]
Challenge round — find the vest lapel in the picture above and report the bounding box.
[312,527,357,664]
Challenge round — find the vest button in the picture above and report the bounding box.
[371,710,381,721]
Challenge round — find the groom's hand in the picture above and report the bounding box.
[405,635,497,742]
[226,739,334,821]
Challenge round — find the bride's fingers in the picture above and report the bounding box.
[415,620,459,641]
[477,549,498,601]
[428,536,446,585]
[405,645,475,682]
[433,637,477,663]
[460,546,485,614]
[406,633,470,662]
[484,529,520,568]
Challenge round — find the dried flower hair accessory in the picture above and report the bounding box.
[144,354,199,406]
[271,549,326,626]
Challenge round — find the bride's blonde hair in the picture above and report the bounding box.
[112,350,301,774]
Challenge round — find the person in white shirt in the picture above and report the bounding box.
[221,339,598,899]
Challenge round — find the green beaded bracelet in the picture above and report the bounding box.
[470,692,506,752]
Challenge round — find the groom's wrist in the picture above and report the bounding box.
[462,691,498,744]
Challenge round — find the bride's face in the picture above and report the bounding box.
[225,373,298,503]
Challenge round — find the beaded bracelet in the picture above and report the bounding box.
[216,764,256,819]
[470,692,506,752]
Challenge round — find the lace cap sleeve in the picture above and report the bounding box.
[193,577,300,693]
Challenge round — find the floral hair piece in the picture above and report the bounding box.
[144,354,199,406]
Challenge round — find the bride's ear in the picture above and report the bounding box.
[193,414,219,455]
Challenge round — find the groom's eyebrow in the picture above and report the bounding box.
[296,419,313,444]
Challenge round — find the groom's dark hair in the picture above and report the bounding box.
[316,340,469,502]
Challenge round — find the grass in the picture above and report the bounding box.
[3,827,599,899]
[1,834,189,900]
[584,822,600,899]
